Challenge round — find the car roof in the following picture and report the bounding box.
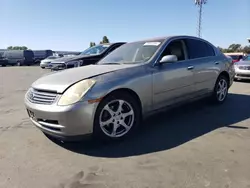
[130,35,208,43]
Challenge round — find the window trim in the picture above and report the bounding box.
[104,44,121,56]
[155,39,188,64]
[152,36,218,66]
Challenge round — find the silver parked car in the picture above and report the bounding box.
[24,36,235,141]
[234,55,250,80]
[40,56,62,69]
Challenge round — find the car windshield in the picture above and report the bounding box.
[79,44,110,56]
[229,55,239,60]
[46,56,58,59]
[98,40,164,64]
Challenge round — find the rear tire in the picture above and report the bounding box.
[211,75,229,104]
[93,92,141,141]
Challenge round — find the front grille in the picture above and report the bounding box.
[27,89,57,105]
[50,63,66,70]
[238,66,250,70]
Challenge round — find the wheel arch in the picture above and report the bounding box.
[218,71,230,86]
[100,88,143,114]
[92,87,143,139]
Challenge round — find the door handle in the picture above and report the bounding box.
[215,62,219,65]
[187,66,194,70]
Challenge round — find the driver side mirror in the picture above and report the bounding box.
[159,55,177,64]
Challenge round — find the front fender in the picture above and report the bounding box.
[84,65,153,114]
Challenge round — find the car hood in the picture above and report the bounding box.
[41,59,52,63]
[51,54,97,63]
[32,64,137,93]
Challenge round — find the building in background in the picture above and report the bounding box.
[247,38,250,43]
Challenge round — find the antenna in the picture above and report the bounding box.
[195,0,207,38]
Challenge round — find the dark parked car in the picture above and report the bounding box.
[33,50,53,64]
[49,42,126,71]
[3,50,34,66]
[0,51,8,66]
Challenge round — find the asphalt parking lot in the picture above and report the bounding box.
[0,67,250,188]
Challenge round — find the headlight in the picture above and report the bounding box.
[58,79,96,106]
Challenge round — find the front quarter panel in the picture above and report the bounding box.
[84,64,153,115]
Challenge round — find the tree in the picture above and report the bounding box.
[89,42,96,47]
[243,45,250,54]
[100,36,110,44]
[217,44,250,54]
[228,44,242,52]
[7,46,28,50]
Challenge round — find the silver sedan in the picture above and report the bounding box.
[234,55,250,80]
[24,35,235,141]
[40,56,62,69]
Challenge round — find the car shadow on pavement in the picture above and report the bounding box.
[51,93,249,158]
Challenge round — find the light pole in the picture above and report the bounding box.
[195,0,207,38]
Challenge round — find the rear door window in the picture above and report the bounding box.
[185,39,215,59]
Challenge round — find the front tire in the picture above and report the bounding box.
[212,75,229,104]
[93,92,141,141]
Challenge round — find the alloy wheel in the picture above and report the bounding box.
[99,99,134,138]
[216,79,228,102]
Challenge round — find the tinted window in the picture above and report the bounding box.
[6,51,23,58]
[24,50,34,59]
[185,39,215,59]
[229,55,239,60]
[80,44,111,56]
[46,50,53,57]
[33,50,52,58]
